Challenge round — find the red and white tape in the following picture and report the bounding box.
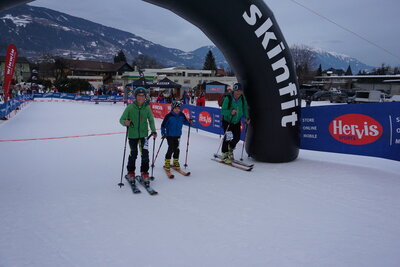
[0,132,125,142]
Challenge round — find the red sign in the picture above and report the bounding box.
[182,108,190,120]
[3,44,18,102]
[198,111,212,127]
[150,103,170,119]
[329,113,383,145]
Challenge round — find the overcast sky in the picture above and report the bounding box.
[30,0,400,67]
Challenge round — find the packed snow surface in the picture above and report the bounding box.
[0,101,399,267]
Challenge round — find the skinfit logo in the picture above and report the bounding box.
[198,111,212,127]
[329,114,383,145]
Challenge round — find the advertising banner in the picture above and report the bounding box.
[150,103,246,139]
[2,44,18,102]
[301,102,400,161]
[60,93,76,100]
[30,93,125,103]
[205,84,225,94]
[75,95,92,101]
[150,102,170,119]
[0,95,33,118]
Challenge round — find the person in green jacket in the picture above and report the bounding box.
[120,87,157,181]
[220,83,250,164]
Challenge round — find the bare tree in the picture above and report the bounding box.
[290,44,316,85]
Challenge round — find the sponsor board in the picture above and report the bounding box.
[301,102,400,161]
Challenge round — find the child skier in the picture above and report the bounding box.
[161,101,192,172]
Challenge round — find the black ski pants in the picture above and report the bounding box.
[127,137,149,173]
[222,120,241,153]
[165,136,180,159]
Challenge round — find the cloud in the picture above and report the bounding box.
[29,0,400,66]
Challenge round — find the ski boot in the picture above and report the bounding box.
[164,158,171,171]
[228,145,235,160]
[222,152,232,164]
[173,158,180,170]
[141,172,150,186]
[228,151,234,161]
[126,172,135,183]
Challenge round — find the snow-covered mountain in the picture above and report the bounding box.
[309,47,375,73]
[191,45,375,73]
[0,4,375,73]
[0,4,204,68]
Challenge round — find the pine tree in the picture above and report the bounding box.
[345,65,353,75]
[114,50,127,63]
[132,54,164,69]
[316,64,322,76]
[203,50,217,71]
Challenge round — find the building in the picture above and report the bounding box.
[59,59,134,87]
[0,56,31,84]
[121,67,237,92]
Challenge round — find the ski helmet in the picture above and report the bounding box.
[233,83,243,91]
[134,87,147,97]
[171,100,182,109]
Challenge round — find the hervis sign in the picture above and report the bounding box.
[329,114,383,145]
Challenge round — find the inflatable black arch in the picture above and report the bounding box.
[145,0,301,163]
[2,0,301,163]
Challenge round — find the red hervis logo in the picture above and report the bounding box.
[198,111,212,127]
[182,108,190,120]
[329,113,383,145]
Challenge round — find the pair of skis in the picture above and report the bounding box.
[212,154,254,171]
[163,166,191,179]
[125,175,158,195]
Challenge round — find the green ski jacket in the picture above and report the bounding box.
[119,102,156,139]
[221,92,249,124]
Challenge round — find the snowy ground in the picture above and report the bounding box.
[1,101,400,267]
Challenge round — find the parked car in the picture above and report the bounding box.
[329,92,348,103]
[312,91,348,103]
[352,90,385,103]
[386,95,400,102]
[312,91,332,101]
[300,88,319,99]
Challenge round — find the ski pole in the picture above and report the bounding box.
[150,135,165,180]
[153,136,165,164]
[118,127,129,188]
[184,123,191,169]
[150,134,156,180]
[240,123,248,161]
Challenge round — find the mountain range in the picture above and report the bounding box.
[0,4,375,73]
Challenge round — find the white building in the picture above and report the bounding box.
[121,67,237,90]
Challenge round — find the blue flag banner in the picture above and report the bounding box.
[75,95,92,101]
[181,104,247,138]
[30,93,125,102]
[301,102,400,161]
[0,95,33,118]
[60,93,76,100]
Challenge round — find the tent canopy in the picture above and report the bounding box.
[130,77,155,89]
[154,77,181,89]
